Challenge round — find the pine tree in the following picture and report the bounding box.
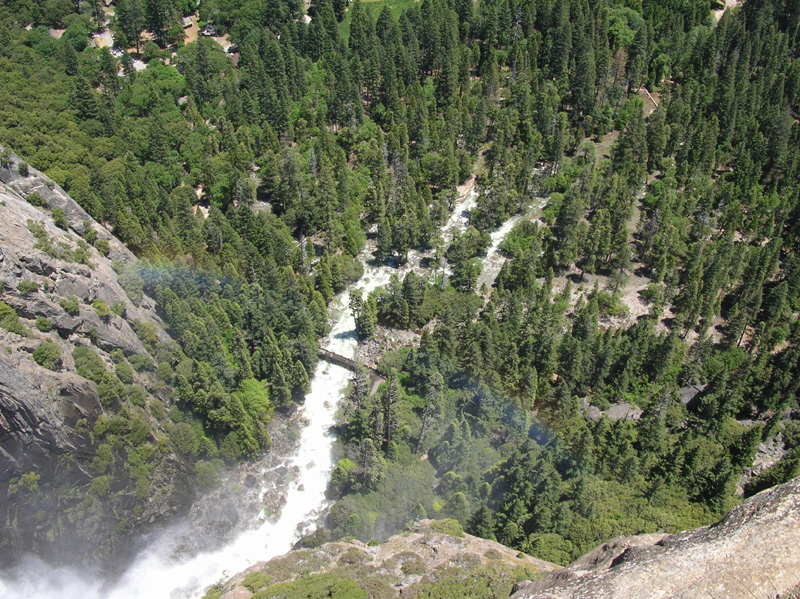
[571,10,596,115]
[467,505,496,540]
[63,40,79,76]
[293,360,311,394]
[646,106,668,171]
[550,0,572,83]
[383,375,399,449]
[144,0,177,47]
[358,438,383,490]
[120,51,136,82]
[625,23,648,94]
[116,0,145,54]
[72,77,98,121]
[416,371,444,453]
[99,48,120,96]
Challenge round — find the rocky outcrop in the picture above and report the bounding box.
[0,149,193,572]
[511,476,800,599]
[213,520,561,599]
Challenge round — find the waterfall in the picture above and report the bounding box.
[0,187,493,599]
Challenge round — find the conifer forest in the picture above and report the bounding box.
[1,0,800,570]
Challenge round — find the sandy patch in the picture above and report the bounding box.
[638,88,661,116]
[184,15,200,44]
[193,204,210,219]
[212,35,233,52]
[713,0,741,23]
[550,266,653,329]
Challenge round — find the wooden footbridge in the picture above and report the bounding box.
[317,348,386,395]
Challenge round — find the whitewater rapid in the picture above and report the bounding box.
[0,188,487,599]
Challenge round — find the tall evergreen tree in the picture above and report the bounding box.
[116,0,145,54]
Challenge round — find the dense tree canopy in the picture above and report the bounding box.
[1,0,799,569]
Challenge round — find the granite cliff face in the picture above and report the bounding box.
[0,149,195,571]
[511,476,800,599]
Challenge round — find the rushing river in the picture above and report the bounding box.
[0,183,553,599]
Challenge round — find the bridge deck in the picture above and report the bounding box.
[317,348,386,395]
[318,348,360,371]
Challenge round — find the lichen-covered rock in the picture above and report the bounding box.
[220,587,253,599]
[511,476,800,599]
[211,520,561,599]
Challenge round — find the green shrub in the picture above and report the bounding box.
[110,349,125,363]
[126,414,151,445]
[83,223,97,245]
[783,421,800,450]
[128,385,148,407]
[170,422,199,456]
[17,280,39,294]
[26,191,45,206]
[118,266,144,305]
[52,207,67,229]
[33,341,61,370]
[297,528,330,549]
[252,573,366,599]
[9,472,40,495]
[593,289,629,317]
[92,415,108,437]
[73,346,106,383]
[0,301,27,335]
[60,296,81,316]
[89,475,110,497]
[72,239,93,266]
[428,519,464,538]
[107,414,130,436]
[116,361,134,384]
[201,585,224,599]
[338,548,368,565]
[156,361,172,380]
[400,556,426,575]
[35,316,52,332]
[141,40,163,62]
[94,238,110,256]
[18,162,29,176]
[91,443,112,474]
[149,400,165,421]
[112,301,126,317]
[133,320,159,350]
[243,572,273,593]
[745,451,800,497]
[93,298,112,320]
[484,548,503,560]
[195,459,224,490]
[522,533,574,565]
[97,372,127,407]
[220,431,243,461]
[129,353,154,372]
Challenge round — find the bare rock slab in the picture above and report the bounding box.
[512,476,800,599]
